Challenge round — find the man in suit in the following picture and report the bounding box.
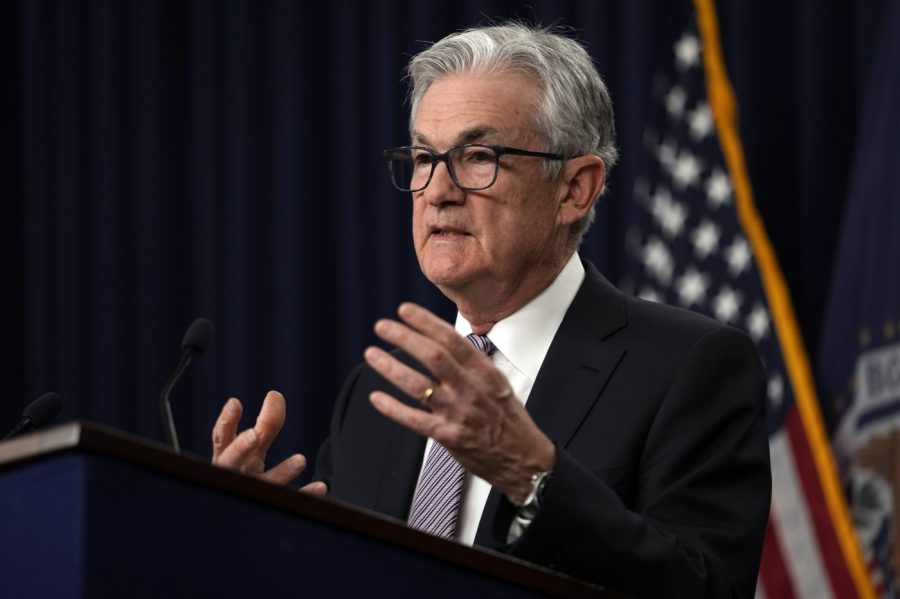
[211,23,771,598]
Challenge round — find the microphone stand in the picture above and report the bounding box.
[159,350,196,454]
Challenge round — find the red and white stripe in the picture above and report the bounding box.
[757,410,861,597]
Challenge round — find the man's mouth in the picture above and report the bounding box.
[431,226,470,237]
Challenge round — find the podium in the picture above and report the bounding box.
[0,422,617,598]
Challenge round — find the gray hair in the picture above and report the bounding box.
[407,22,618,243]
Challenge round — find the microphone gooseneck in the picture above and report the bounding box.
[3,392,63,441]
[160,318,215,453]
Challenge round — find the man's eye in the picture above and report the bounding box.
[412,153,434,166]
[464,150,493,164]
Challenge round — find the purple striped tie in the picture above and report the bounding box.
[407,333,496,539]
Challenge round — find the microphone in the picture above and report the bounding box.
[160,318,215,453]
[3,392,63,440]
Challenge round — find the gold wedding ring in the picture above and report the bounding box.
[421,386,436,405]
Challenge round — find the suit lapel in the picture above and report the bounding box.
[475,261,628,547]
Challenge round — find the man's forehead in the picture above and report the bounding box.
[410,126,504,147]
[409,71,541,147]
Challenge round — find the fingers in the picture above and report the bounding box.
[212,397,243,464]
[370,391,441,438]
[301,481,328,496]
[254,390,287,454]
[396,302,476,365]
[364,345,436,405]
[211,392,323,491]
[260,453,308,486]
[372,316,468,389]
[211,392,281,473]
[215,426,260,470]
[369,303,509,411]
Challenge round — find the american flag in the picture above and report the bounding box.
[621,1,874,596]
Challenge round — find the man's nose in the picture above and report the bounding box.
[423,159,465,205]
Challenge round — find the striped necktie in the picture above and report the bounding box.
[407,333,496,539]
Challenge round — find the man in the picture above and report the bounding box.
[211,23,771,598]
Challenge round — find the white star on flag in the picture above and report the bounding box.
[675,266,710,307]
[671,150,703,189]
[657,137,678,169]
[746,303,770,342]
[650,186,687,238]
[641,237,675,285]
[690,219,720,260]
[688,102,713,141]
[665,86,687,118]
[712,284,743,323]
[705,168,732,209]
[674,34,701,71]
[724,236,751,277]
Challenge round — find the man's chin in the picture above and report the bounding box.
[424,272,465,289]
[421,264,474,291]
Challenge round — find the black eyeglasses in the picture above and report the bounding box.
[382,144,568,192]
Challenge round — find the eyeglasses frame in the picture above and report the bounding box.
[382,143,568,192]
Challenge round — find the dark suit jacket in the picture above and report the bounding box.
[314,261,771,598]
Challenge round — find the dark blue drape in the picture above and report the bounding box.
[0,0,887,468]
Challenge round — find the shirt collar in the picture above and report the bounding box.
[454,252,585,381]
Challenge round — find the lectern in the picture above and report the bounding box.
[0,422,619,598]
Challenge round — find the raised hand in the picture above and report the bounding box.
[211,390,327,495]
[363,302,555,504]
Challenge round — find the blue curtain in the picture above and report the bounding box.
[0,0,886,469]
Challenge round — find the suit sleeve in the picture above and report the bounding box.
[506,326,771,598]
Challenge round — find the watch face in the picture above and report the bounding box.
[520,470,553,509]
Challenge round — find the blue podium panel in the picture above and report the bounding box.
[0,423,611,599]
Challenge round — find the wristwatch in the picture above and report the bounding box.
[515,469,553,520]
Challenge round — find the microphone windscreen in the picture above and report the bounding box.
[23,392,63,427]
[181,318,216,356]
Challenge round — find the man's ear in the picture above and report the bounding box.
[556,155,606,227]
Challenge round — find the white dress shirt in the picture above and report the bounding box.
[412,252,586,545]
